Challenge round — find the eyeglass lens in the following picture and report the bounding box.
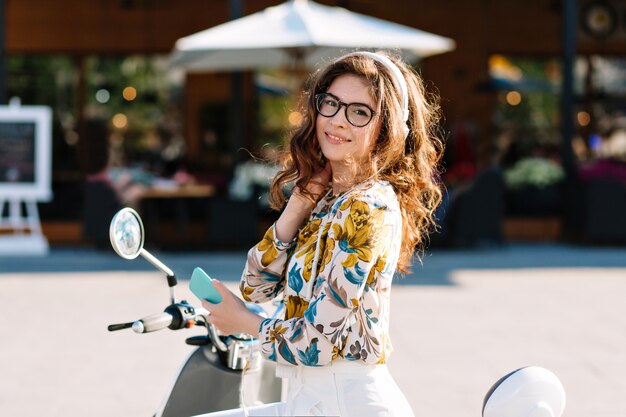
[316,94,373,127]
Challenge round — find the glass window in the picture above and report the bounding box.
[488,55,562,168]
[574,55,626,161]
[6,54,184,220]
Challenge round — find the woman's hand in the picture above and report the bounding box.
[274,162,332,243]
[300,161,332,200]
[201,279,264,337]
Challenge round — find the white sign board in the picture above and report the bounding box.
[0,105,52,201]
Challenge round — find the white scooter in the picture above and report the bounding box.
[483,366,566,417]
[107,207,566,417]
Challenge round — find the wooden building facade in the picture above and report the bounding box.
[4,0,626,245]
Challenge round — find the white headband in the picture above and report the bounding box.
[344,51,410,137]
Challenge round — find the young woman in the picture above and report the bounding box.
[202,50,443,416]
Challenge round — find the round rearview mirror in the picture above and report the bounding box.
[109,207,145,260]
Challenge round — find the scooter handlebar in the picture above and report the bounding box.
[132,312,174,334]
[107,322,134,331]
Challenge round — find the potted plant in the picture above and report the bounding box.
[504,157,565,216]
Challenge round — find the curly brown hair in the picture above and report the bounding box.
[269,51,443,272]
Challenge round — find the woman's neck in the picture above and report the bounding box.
[331,181,348,195]
[330,162,361,195]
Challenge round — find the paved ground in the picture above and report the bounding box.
[1,243,625,416]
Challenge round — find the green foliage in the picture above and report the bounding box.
[6,54,182,175]
[504,157,565,189]
[258,94,293,146]
[492,57,562,163]
[7,55,76,111]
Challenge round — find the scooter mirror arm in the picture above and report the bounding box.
[140,248,175,278]
[139,248,178,303]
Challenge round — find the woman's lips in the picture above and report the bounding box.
[326,131,351,144]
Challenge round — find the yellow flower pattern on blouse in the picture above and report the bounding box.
[285,294,309,319]
[257,227,280,267]
[241,181,401,366]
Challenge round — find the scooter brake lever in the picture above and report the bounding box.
[207,323,229,352]
[194,307,228,352]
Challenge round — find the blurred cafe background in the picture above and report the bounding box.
[1,0,626,251]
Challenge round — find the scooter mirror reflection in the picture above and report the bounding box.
[109,207,176,289]
[109,207,145,260]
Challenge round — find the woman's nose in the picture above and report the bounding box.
[330,106,348,127]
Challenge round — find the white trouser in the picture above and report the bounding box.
[195,360,415,417]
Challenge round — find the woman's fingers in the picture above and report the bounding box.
[305,162,332,197]
[199,280,247,334]
[199,280,262,336]
[200,298,212,311]
[211,279,231,299]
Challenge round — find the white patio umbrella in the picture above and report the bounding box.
[170,0,455,72]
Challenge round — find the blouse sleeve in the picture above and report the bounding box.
[240,223,294,303]
[257,193,392,366]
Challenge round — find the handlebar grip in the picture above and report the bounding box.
[108,322,133,331]
[132,312,173,334]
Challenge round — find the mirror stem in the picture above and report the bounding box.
[139,249,178,304]
[140,248,175,277]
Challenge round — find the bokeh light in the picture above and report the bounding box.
[122,86,137,101]
[577,111,591,127]
[506,91,522,106]
[112,113,128,129]
[95,89,110,103]
[288,111,303,126]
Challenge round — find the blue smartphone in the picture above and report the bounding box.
[189,267,222,304]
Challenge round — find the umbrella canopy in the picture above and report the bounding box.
[171,0,455,71]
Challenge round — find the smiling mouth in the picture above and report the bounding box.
[326,132,351,143]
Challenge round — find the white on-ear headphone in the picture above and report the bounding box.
[345,51,410,138]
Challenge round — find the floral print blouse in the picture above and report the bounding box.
[240,180,401,366]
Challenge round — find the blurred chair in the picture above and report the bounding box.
[436,166,505,247]
[82,179,121,249]
[581,178,626,243]
[78,118,124,249]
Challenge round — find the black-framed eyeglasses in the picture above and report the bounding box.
[315,93,376,127]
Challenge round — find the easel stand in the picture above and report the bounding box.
[0,198,49,256]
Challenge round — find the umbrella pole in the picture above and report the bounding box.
[230,72,245,165]
[229,0,245,167]
[289,47,311,94]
